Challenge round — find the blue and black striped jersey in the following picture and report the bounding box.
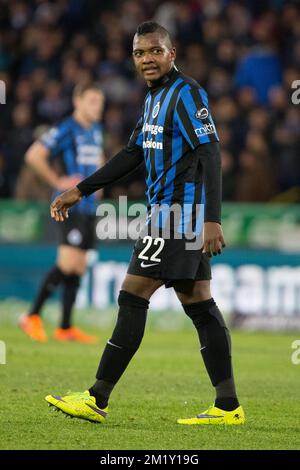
[40,116,103,215]
[128,67,219,235]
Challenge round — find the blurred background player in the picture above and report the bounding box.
[19,82,105,343]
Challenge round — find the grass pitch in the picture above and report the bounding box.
[0,305,300,450]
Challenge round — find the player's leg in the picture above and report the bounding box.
[19,245,86,342]
[19,255,67,342]
[53,245,97,343]
[20,213,88,342]
[46,273,163,422]
[57,244,85,330]
[28,265,66,316]
[174,279,244,424]
[88,274,164,408]
[26,211,86,321]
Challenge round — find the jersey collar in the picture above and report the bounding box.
[149,66,179,94]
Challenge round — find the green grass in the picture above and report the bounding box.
[1,307,300,450]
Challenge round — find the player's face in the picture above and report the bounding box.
[75,90,105,123]
[132,32,176,86]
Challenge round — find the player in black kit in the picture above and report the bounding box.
[45,22,245,426]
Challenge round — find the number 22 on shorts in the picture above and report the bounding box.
[138,236,165,264]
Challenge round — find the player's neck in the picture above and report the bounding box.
[73,111,92,129]
[148,65,178,91]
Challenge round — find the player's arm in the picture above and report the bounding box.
[176,85,225,256]
[50,144,144,221]
[25,142,80,191]
[94,151,106,200]
[195,142,225,257]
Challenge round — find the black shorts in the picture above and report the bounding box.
[58,213,97,250]
[127,234,211,287]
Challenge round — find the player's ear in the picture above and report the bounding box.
[73,95,81,110]
[170,47,176,61]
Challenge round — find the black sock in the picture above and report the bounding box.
[215,396,239,411]
[94,290,149,400]
[29,266,65,316]
[61,274,80,329]
[183,298,239,408]
[89,380,115,409]
[215,377,239,410]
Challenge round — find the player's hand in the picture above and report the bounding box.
[203,222,226,257]
[55,175,82,191]
[50,187,82,222]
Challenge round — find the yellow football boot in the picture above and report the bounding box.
[45,390,108,423]
[177,405,245,425]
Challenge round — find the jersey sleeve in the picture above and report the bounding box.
[39,124,72,157]
[127,115,144,148]
[175,85,219,149]
[77,145,144,196]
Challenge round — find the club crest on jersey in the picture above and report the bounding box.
[195,108,209,120]
[152,102,160,119]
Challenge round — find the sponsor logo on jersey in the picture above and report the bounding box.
[194,123,216,137]
[195,108,209,119]
[152,101,160,118]
[142,123,164,135]
[143,140,163,149]
[77,145,100,165]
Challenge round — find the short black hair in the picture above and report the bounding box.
[136,21,173,47]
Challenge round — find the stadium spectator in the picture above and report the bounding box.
[221,149,236,201]
[236,149,278,202]
[6,102,34,193]
[0,150,10,197]
[0,0,299,202]
[235,12,283,105]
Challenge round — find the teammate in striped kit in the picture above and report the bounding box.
[46,22,245,425]
[20,83,105,344]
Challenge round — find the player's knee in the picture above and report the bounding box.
[183,298,226,328]
[69,257,86,275]
[58,263,84,276]
[121,275,162,300]
[73,264,86,276]
[193,281,211,302]
[64,273,80,289]
[175,280,211,304]
[58,247,87,275]
[110,290,149,351]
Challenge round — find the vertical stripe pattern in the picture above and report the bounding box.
[129,69,219,235]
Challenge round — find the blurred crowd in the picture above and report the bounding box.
[0,0,299,202]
